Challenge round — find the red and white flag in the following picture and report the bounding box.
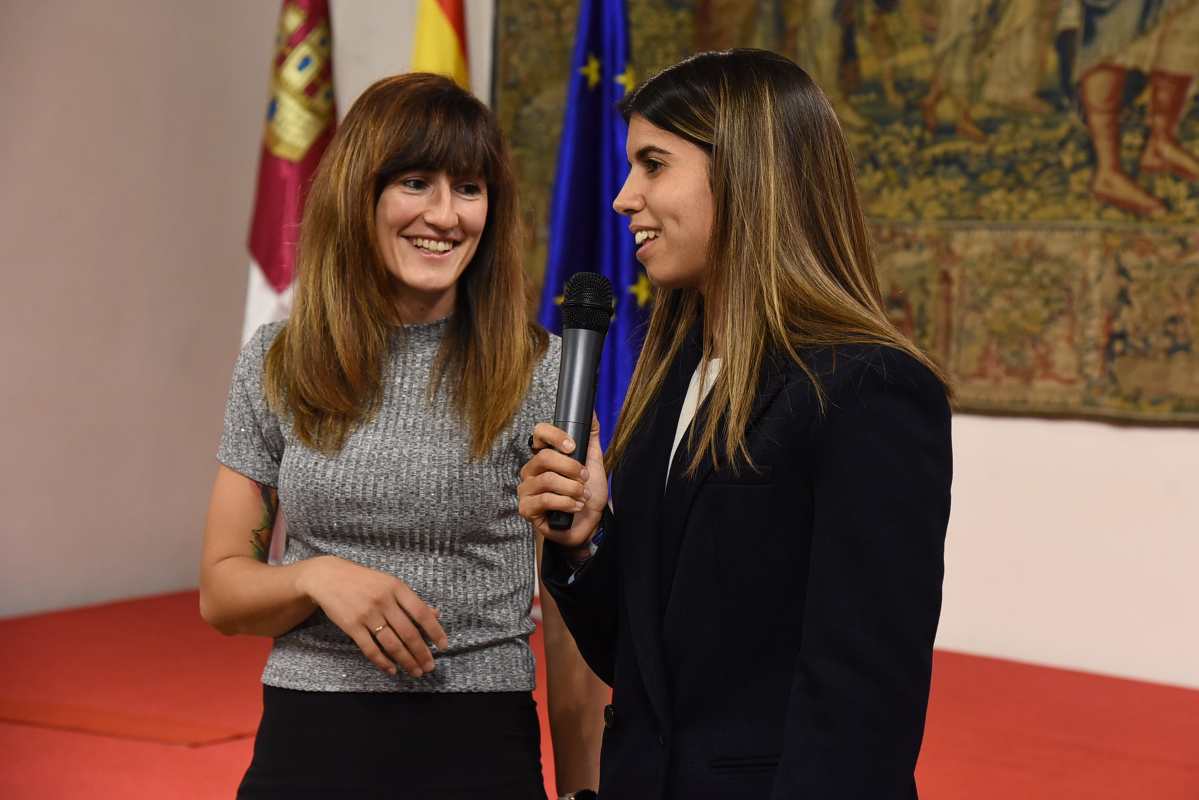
[242,0,337,343]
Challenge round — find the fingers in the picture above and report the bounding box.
[539,506,603,549]
[520,446,588,483]
[519,485,587,520]
[378,609,437,676]
[393,586,449,653]
[364,618,417,676]
[307,558,452,679]
[525,469,590,503]
[517,463,589,521]
[529,422,577,455]
[348,626,403,677]
[586,413,606,469]
[519,419,606,548]
[359,602,446,679]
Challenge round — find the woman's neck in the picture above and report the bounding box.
[394,285,456,325]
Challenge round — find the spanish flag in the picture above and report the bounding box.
[411,0,469,89]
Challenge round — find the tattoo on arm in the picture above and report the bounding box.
[250,481,279,563]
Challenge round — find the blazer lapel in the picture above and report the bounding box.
[611,329,700,734]
[660,356,788,619]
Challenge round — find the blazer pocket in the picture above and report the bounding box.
[708,754,780,774]
[706,463,774,486]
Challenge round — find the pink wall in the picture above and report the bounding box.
[0,2,277,614]
[939,416,1199,689]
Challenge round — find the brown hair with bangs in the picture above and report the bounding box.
[263,73,547,457]
[606,50,951,476]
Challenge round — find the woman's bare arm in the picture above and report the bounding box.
[199,464,319,638]
[200,465,448,678]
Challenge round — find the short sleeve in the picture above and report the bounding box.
[216,322,287,487]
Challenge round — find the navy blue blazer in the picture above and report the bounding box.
[542,332,952,799]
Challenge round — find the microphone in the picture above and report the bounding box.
[548,272,614,531]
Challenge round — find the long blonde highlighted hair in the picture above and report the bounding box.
[264,73,547,457]
[607,50,950,476]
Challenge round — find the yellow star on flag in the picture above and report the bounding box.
[615,64,636,95]
[628,272,653,308]
[579,53,601,90]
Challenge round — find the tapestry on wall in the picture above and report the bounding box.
[495,0,1199,423]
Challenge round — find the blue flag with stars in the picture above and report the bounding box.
[538,0,650,449]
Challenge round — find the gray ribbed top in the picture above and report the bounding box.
[217,318,560,693]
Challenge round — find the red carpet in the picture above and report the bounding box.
[0,590,557,796]
[918,651,1199,797]
[0,721,253,800]
[0,591,267,745]
[1,591,1198,799]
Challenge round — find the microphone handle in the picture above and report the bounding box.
[547,417,592,531]
[548,328,604,531]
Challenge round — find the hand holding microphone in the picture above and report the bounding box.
[517,273,613,550]
[520,416,608,551]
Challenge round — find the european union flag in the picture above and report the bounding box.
[539,0,650,449]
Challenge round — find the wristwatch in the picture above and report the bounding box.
[559,792,597,800]
[565,516,606,567]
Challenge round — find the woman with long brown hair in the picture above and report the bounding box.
[519,49,953,798]
[201,73,578,798]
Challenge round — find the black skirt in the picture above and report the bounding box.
[238,686,546,799]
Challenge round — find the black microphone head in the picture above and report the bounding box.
[561,272,614,334]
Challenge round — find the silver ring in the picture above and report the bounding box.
[371,623,387,635]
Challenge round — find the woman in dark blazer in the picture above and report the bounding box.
[519,49,953,799]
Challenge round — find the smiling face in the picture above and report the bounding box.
[613,114,715,291]
[374,170,488,323]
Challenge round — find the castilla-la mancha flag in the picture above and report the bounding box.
[242,0,337,343]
